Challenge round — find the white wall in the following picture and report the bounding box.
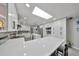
[8,3,18,31]
[67,17,79,48]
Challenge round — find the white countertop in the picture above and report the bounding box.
[0,30,18,33]
[0,38,24,56]
[0,36,65,56]
[0,30,28,33]
[25,36,65,56]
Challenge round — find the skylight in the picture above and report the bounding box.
[32,7,53,19]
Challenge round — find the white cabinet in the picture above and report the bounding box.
[8,4,18,31]
[40,18,66,40]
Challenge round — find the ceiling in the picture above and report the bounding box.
[15,3,79,25]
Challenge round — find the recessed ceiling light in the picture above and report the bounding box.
[8,13,12,16]
[53,18,57,20]
[25,4,30,7]
[8,13,15,16]
[24,17,27,19]
[32,7,53,19]
[0,14,6,19]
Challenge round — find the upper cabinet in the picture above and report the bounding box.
[8,3,18,31]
